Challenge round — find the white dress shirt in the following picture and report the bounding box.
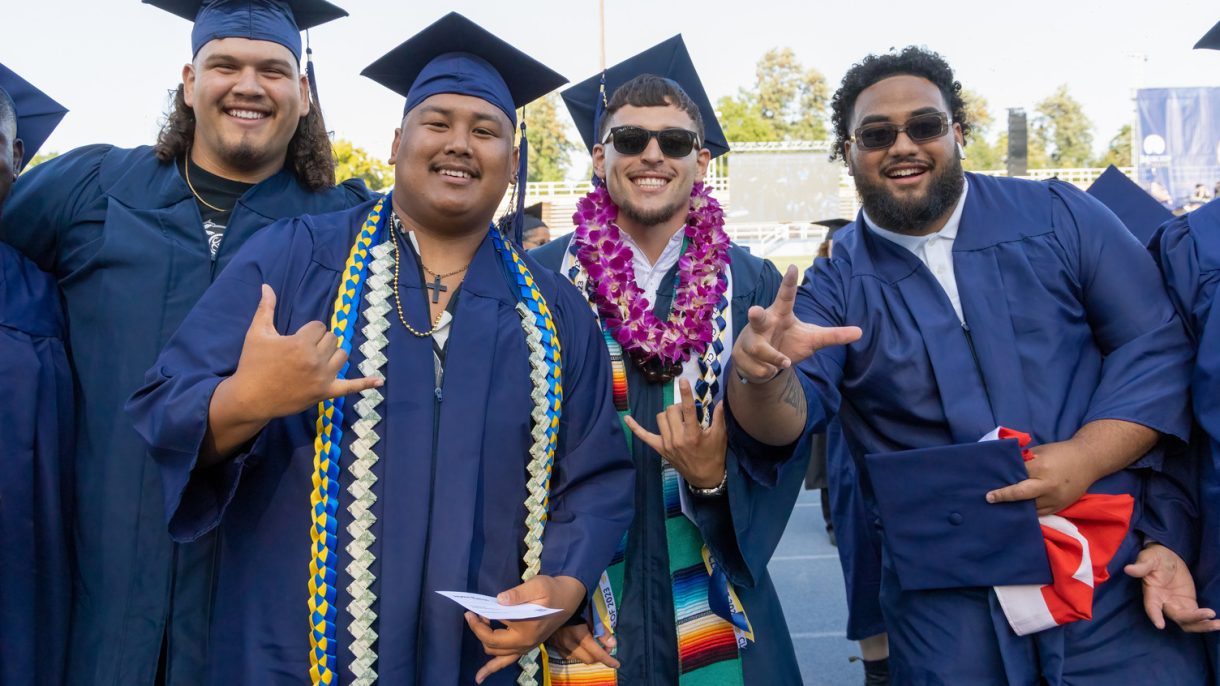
[863,179,970,323]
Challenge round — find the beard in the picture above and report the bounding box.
[216,137,267,172]
[618,196,688,227]
[855,154,965,235]
[613,178,690,227]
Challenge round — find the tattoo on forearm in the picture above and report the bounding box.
[779,370,806,421]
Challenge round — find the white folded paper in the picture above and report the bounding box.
[437,591,561,621]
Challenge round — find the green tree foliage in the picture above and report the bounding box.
[333,139,392,190]
[1033,85,1094,168]
[716,90,780,143]
[1094,124,1132,168]
[23,150,59,172]
[716,48,829,143]
[522,92,578,183]
[960,89,1004,171]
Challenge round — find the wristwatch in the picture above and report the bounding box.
[686,470,728,497]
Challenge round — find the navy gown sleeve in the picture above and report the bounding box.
[1144,211,1220,564]
[0,245,74,686]
[337,177,376,205]
[723,254,842,490]
[690,258,811,587]
[533,277,636,594]
[0,145,111,271]
[126,218,314,541]
[1052,182,1196,563]
[1050,181,1193,448]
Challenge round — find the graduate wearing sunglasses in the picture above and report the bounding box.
[533,35,803,686]
[726,46,1209,684]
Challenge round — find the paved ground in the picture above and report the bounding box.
[771,487,863,685]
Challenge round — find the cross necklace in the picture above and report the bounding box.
[392,213,470,303]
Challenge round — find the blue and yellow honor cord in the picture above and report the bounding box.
[307,198,562,686]
[491,230,563,686]
[310,197,386,685]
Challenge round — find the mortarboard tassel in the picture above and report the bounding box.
[514,120,529,245]
[305,30,320,107]
[591,71,607,187]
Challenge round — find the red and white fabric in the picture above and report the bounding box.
[981,427,1134,636]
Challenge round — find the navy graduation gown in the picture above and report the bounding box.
[127,202,635,686]
[1150,197,1220,685]
[0,243,73,686]
[824,417,886,641]
[533,237,804,685]
[731,172,1203,684]
[0,145,372,686]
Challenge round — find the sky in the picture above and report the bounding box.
[7,0,1220,171]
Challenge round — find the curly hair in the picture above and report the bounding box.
[829,46,971,161]
[153,83,336,191]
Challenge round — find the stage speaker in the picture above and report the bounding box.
[1007,109,1028,177]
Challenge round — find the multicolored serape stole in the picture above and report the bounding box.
[551,247,748,685]
[310,197,387,685]
[490,230,564,686]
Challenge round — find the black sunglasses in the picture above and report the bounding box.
[602,126,701,158]
[851,112,950,151]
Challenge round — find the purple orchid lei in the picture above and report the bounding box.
[572,181,731,366]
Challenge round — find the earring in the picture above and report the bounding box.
[957,142,967,160]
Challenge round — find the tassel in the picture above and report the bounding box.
[514,120,529,246]
[305,30,321,107]
[591,71,607,187]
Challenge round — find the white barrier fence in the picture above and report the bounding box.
[505,152,1131,256]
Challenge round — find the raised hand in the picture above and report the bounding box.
[202,285,384,464]
[624,378,727,489]
[227,284,383,422]
[464,574,587,683]
[731,265,861,383]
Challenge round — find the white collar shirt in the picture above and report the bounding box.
[863,179,970,323]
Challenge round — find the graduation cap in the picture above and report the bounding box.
[144,0,346,59]
[561,35,730,160]
[0,63,68,172]
[362,12,566,126]
[1196,21,1220,50]
[864,439,1052,591]
[361,12,567,244]
[1086,165,1172,245]
[814,218,851,239]
[523,202,547,232]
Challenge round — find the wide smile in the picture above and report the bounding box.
[433,164,478,185]
[883,163,930,187]
[628,173,673,194]
[223,107,271,126]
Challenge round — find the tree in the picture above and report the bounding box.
[1032,85,1094,168]
[715,48,829,143]
[333,139,392,190]
[716,90,781,143]
[960,89,1004,171]
[521,92,578,183]
[1094,123,1132,168]
[23,150,59,172]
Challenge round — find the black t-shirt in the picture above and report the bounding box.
[184,157,255,259]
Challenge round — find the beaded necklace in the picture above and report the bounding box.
[308,195,562,686]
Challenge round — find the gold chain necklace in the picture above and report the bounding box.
[182,153,229,214]
[390,213,466,338]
